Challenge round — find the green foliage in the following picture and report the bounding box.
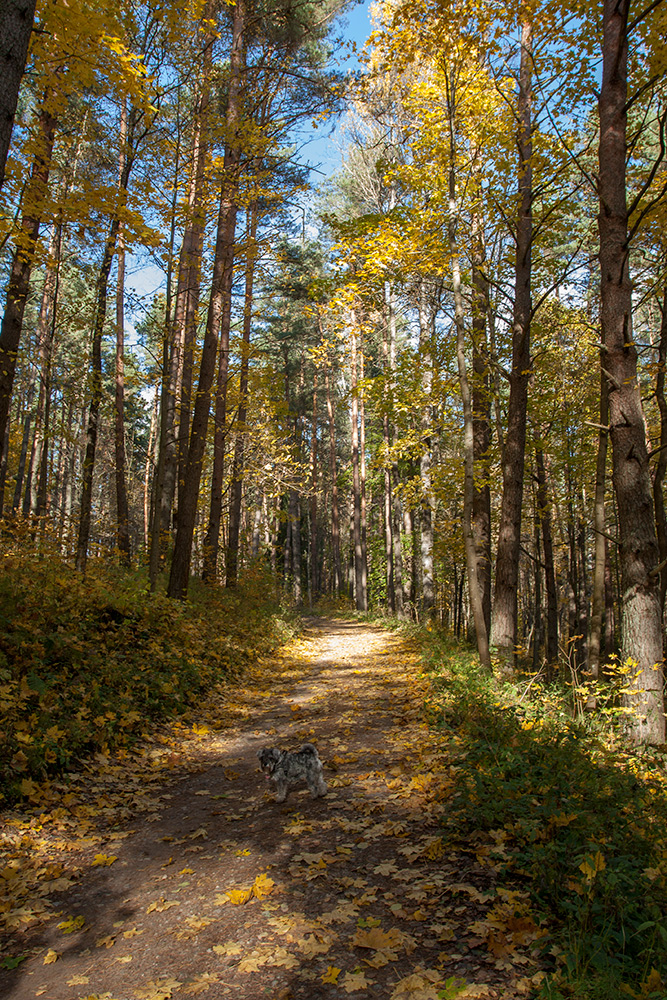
[413,628,667,1000]
[0,548,298,805]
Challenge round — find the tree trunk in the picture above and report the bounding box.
[225,206,257,588]
[588,369,609,680]
[598,0,664,744]
[652,292,667,615]
[535,441,559,671]
[446,68,491,669]
[418,282,435,616]
[114,101,131,565]
[325,365,342,595]
[309,368,318,607]
[471,210,492,635]
[0,98,56,451]
[386,282,404,616]
[0,0,37,188]
[169,0,245,598]
[350,315,367,611]
[491,19,532,664]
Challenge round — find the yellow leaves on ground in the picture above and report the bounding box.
[92,853,118,866]
[146,898,179,914]
[57,913,85,933]
[341,968,375,993]
[321,964,341,983]
[181,972,221,995]
[133,978,182,1000]
[579,851,606,880]
[224,871,274,904]
[42,948,59,964]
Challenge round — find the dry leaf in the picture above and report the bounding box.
[43,949,59,965]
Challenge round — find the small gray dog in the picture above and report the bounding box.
[257,743,327,803]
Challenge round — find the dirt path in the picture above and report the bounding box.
[0,619,545,1000]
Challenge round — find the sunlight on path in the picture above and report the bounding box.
[0,618,546,1000]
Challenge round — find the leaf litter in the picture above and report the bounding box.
[0,618,548,998]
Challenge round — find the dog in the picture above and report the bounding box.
[257,743,327,803]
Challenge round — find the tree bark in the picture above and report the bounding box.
[535,441,559,670]
[0,98,56,452]
[325,365,342,595]
[309,368,318,607]
[652,292,667,615]
[471,211,492,635]
[446,68,491,670]
[114,101,131,565]
[226,206,257,588]
[0,0,37,188]
[350,314,367,611]
[588,368,609,681]
[169,0,245,598]
[491,19,533,664]
[598,0,664,743]
[418,282,435,616]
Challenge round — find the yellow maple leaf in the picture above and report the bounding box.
[341,969,374,993]
[43,949,59,964]
[321,965,341,983]
[252,873,275,899]
[213,942,242,956]
[67,975,89,986]
[226,886,253,905]
[181,973,221,995]
[58,915,86,934]
[95,934,116,948]
[92,853,118,866]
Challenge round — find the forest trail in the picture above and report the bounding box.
[0,619,546,1000]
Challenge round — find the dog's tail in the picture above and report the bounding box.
[300,743,318,754]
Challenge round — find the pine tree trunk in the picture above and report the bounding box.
[491,19,532,664]
[325,366,342,595]
[0,98,56,451]
[226,206,257,588]
[169,0,245,598]
[0,0,37,188]
[350,316,367,611]
[309,369,318,607]
[598,0,664,744]
[114,102,130,565]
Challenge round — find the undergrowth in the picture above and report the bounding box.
[0,548,299,805]
[402,624,667,1000]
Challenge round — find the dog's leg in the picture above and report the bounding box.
[274,779,288,803]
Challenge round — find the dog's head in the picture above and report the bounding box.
[257,747,281,776]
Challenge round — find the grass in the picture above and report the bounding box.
[0,545,299,805]
[399,624,667,1000]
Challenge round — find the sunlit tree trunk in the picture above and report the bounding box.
[226,206,257,588]
[598,0,664,743]
[309,368,319,607]
[350,314,367,611]
[386,281,404,616]
[114,100,131,565]
[418,281,434,616]
[325,365,342,595]
[169,0,245,598]
[446,68,491,670]
[491,19,532,664]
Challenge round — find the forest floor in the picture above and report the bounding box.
[0,618,548,1000]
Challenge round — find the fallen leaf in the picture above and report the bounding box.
[341,969,374,993]
[67,975,90,985]
[321,965,341,984]
[92,853,118,866]
[43,949,59,965]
